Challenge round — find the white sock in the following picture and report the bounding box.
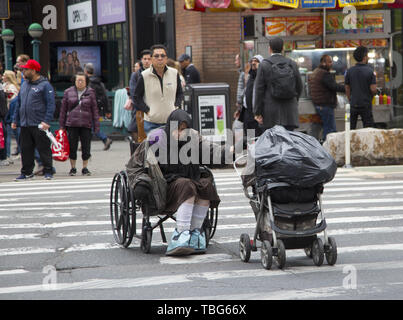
[176,202,194,232]
[190,204,209,230]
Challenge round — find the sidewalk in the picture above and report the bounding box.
[1,140,403,184]
[0,139,131,183]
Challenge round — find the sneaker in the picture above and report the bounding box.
[44,173,53,180]
[15,174,34,181]
[82,167,91,176]
[6,157,14,164]
[166,229,195,256]
[69,168,77,176]
[0,160,10,166]
[103,138,113,151]
[190,229,207,254]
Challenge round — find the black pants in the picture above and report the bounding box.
[350,105,374,130]
[67,126,92,161]
[20,126,52,175]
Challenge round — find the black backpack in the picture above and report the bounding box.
[268,59,297,100]
[89,80,109,115]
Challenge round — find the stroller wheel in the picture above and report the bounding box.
[304,247,313,258]
[325,237,337,266]
[274,239,286,269]
[239,234,251,263]
[312,238,324,266]
[261,240,273,270]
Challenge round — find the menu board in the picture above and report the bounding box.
[326,39,388,48]
[265,16,323,37]
[326,12,384,34]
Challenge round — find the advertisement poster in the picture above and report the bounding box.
[67,1,93,30]
[57,46,101,77]
[265,16,322,37]
[97,0,126,26]
[265,17,287,37]
[338,0,379,6]
[198,95,227,141]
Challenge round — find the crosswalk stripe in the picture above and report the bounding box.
[0,260,403,296]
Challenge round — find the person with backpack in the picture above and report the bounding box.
[253,37,303,133]
[84,63,113,151]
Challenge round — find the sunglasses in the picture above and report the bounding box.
[153,54,167,58]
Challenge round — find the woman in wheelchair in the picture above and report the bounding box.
[130,109,229,256]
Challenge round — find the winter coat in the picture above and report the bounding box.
[253,55,303,130]
[12,76,55,126]
[59,86,100,132]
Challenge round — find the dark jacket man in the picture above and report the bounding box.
[254,50,303,131]
[179,54,201,85]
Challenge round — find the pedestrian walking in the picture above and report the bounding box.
[11,59,56,181]
[345,46,377,129]
[309,54,345,141]
[128,49,152,142]
[3,70,21,162]
[178,53,201,85]
[254,37,303,133]
[240,55,264,136]
[84,63,113,150]
[0,85,8,167]
[133,44,184,135]
[59,72,100,176]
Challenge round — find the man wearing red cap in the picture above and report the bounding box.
[11,59,56,181]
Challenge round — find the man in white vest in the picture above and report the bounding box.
[133,44,184,134]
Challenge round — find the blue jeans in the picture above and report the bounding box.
[314,105,336,141]
[94,129,108,143]
[5,124,20,157]
[144,120,164,135]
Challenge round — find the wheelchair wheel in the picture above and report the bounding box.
[261,240,273,270]
[140,219,152,253]
[239,233,251,263]
[312,238,324,266]
[110,172,135,248]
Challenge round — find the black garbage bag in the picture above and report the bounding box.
[254,125,337,187]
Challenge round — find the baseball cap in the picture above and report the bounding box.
[20,59,41,72]
[178,54,191,62]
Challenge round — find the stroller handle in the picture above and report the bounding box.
[233,154,247,180]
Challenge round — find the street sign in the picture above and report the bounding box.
[0,0,9,19]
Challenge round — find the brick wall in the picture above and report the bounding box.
[175,1,242,115]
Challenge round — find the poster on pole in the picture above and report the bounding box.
[198,95,227,142]
[0,0,10,19]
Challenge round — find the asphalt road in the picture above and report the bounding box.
[1,164,403,302]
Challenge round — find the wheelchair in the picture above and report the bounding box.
[109,139,219,253]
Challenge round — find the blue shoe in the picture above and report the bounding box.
[15,174,34,182]
[190,229,207,254]
[44,173,53,180]
[166,229,195,256]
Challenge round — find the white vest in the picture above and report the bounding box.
[142,65,178,124]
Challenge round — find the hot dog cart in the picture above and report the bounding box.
[245,9,394,137]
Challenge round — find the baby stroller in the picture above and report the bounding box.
[233,126,338,270]
[109,137,219,253]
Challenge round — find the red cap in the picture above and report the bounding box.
[20,59,41,72]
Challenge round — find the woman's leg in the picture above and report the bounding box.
[191,198,210,230]
[176,196,195,232]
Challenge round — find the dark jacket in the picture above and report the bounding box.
[183,64,201,84]
[253,54,303,130]
[88,76,111,115]
[12,76,55,127]
[59,86,100,132]
[309,66,345,108]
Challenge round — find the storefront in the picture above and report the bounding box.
[66,0,130,88]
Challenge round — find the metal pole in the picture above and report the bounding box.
[323,8,326,49]
[344,103,352,168]
[31,39,41,62]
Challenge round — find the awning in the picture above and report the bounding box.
[184,0,395,10]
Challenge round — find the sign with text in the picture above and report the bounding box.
[233,0,273,8]
[301,0,336,8]
[67,1,93,30]
[97,0,126,26]
[198,95,227,142]
[269,0,299,8]
[0,0,9,19]
[338,0,378,7]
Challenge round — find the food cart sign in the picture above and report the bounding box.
[301,0,336,8]
[338,0,379,7]
[269,0,299,8]
[198,95,227,142]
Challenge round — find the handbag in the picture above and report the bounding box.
[0,122,4,149]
